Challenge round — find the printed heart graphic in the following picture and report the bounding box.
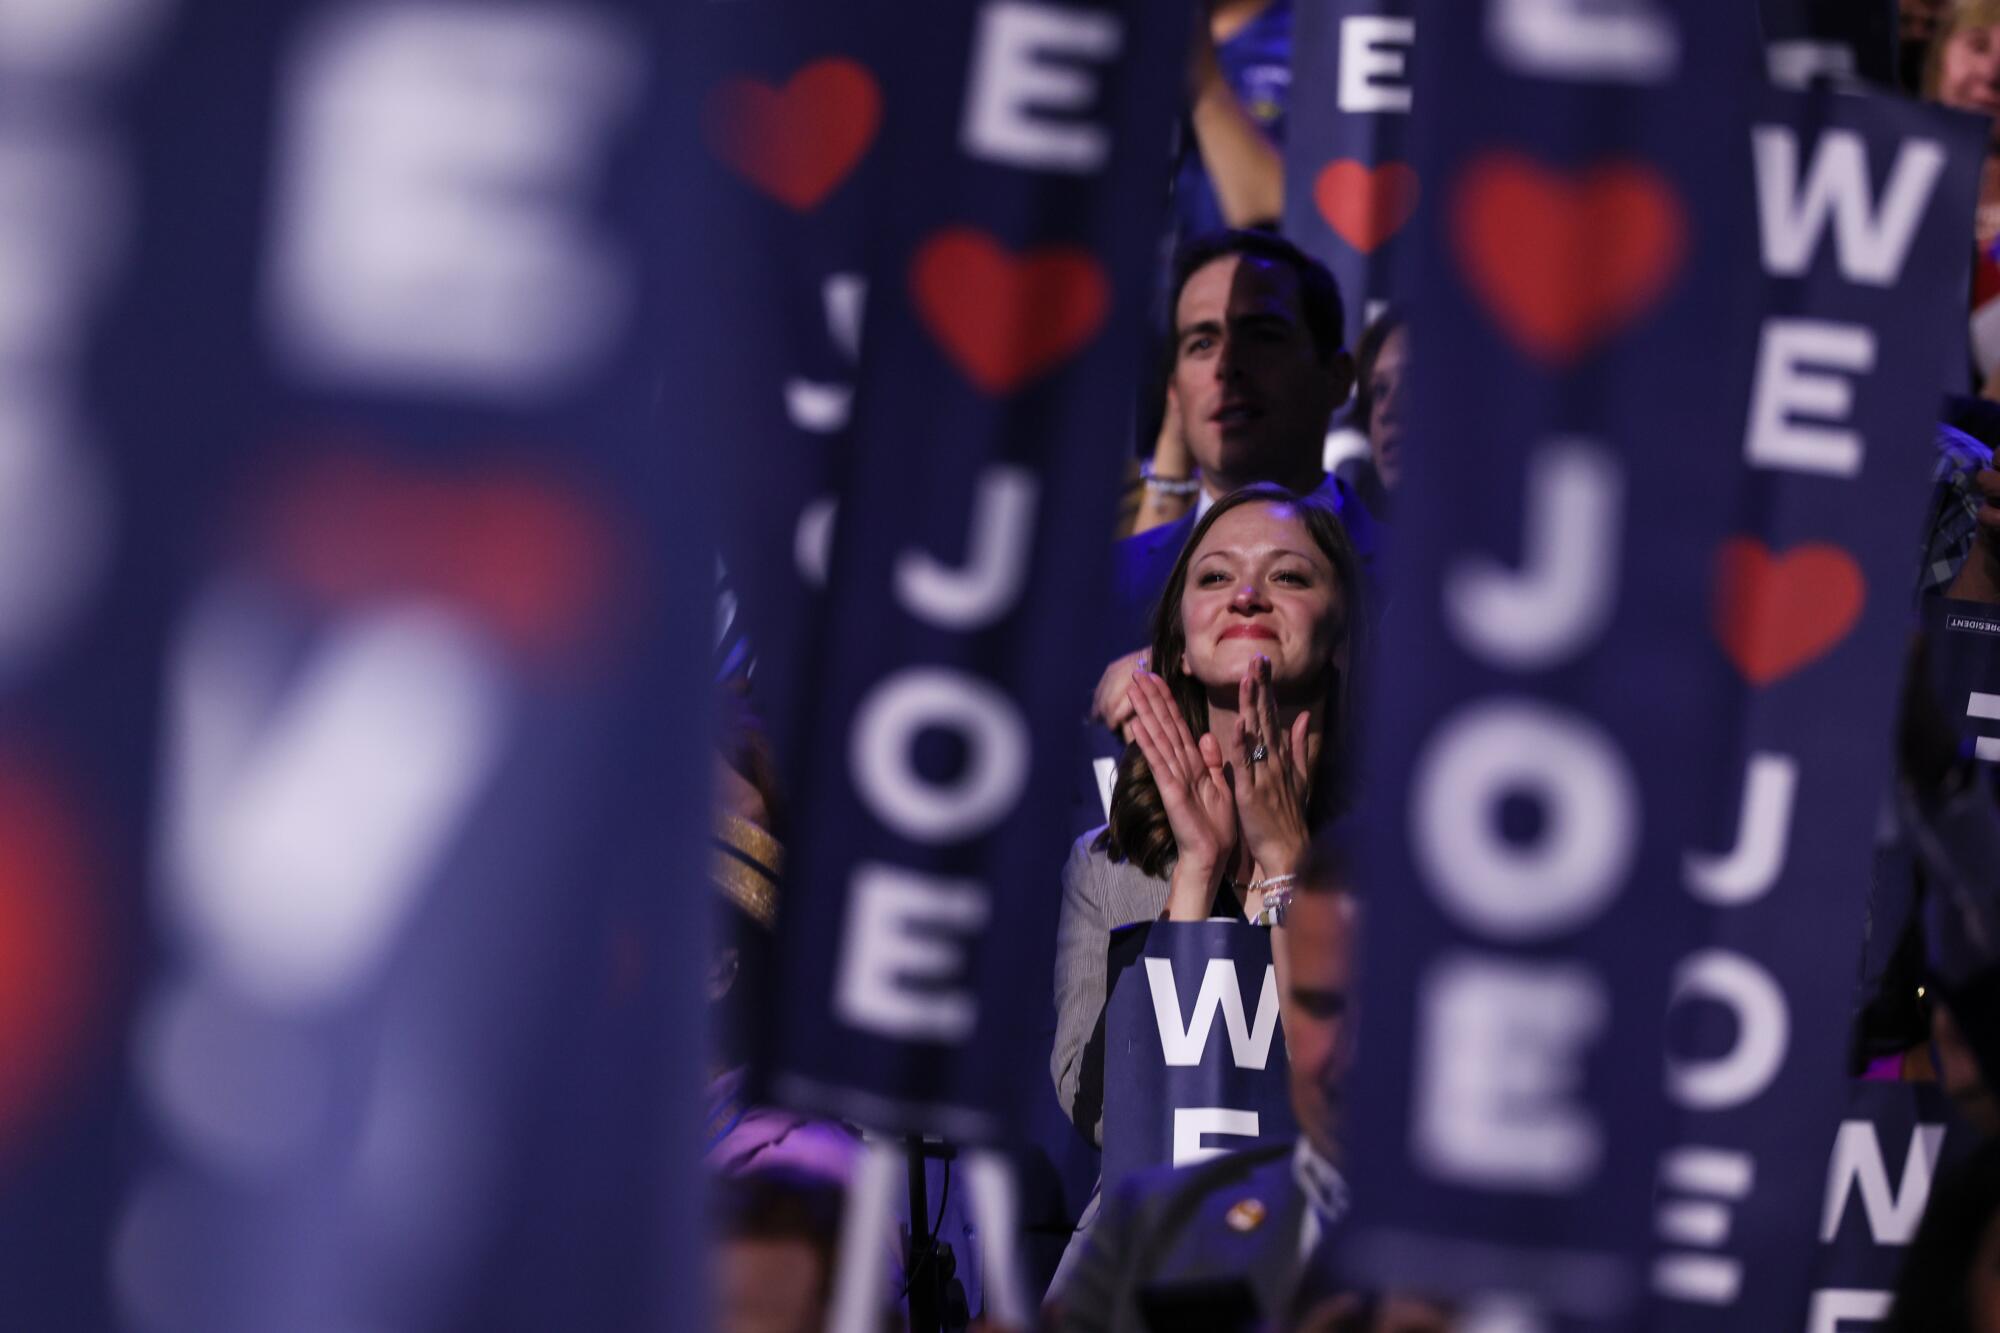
[703,58,881,211]
[1712,539,1866,686]
[0,761,96,1160]
[1314,160,1421,254]
[1451,153,1686,365]
[910,229,1109,394]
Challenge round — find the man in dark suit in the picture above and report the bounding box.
[1050,864,1444,1331]
[1079,231,1374,831]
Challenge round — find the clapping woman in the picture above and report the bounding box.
[1051,483,1362,1142]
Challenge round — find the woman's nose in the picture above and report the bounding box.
[1232,582,1266,608]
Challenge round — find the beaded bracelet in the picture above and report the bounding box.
[1253,883,1296,928]
[1139,461,1200,496]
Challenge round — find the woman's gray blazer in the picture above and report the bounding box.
[1051,827,1171,1145]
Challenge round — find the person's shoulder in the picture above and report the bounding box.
[1115,514,1196,570]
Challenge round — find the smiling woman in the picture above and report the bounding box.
[1050,483,1364,1146]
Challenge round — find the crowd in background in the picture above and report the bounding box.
[701,3,2000,1331]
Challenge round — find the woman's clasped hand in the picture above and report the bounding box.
[1129,652,1317,921]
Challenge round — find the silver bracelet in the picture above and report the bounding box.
[1140,461,1200,496]
[1253,882,1296,928]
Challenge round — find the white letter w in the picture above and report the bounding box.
[1753,126,1944,286]
[1146,958,1279,1069]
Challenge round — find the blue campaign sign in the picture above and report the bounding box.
[1647,88,1983,1332]
[687,0,881,757]
[1804,1080,1975,1330]
[21,2,718,1330]
[1099,922,1297,1197]
[1282,0,1418,346]
[1336,0,1768,1324]
[0,12,180,1327]
[757,0,1189,1143]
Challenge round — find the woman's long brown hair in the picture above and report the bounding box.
[1095,484,1364,879]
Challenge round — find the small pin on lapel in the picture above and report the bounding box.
[1225,1198,1267,1232]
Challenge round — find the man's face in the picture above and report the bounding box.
[1274,889,1356,1164]
[1170,254,1351,491]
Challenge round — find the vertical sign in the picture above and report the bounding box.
[1283,0,1418,346]
[691,0,880,756]
[1099,922,1297,1194]
[93,3,712,1331]
[0,2,177,1326]
[1339,0,1759,1325]
[760,0,1187,1143]
[1648,89,1982,1329]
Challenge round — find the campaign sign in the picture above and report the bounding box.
[759,0,1189,1142]
[0,10,180,1327]
[81,3,715,1330]
[1282,0,1418,346]
[688,0,880,753]
[1760,0,1897,89]
[1647,88,1983,1331]
[1100,922,1297,1196]
[1803,1080,1975,1330]
[1337,0,1765,1324]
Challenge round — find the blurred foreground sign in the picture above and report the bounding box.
[3,2,716,1330]
[758,0,1189,1143]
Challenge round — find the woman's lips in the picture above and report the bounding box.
[1218,625,1278,641]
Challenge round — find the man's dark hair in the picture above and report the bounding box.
[1168,229,1348,364]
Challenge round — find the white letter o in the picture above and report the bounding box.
[850,667,1028,843]
[1412,700,1638,941]
[1666,949,1789,1110]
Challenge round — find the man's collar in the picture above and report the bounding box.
[1197,470,1330,522]
[1292,1136,1349,1225]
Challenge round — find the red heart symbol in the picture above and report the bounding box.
[910,229,1109,394]
[1314,160,1421,254]
[1712,539,1866,686]
[1451,153,1686,365]
[0,760,97,1160]
[703,58,881,211]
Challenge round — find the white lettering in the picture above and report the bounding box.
[165,597,506,1012]
[1414,955,1606,1190]
[0,0,172,76]
[834,863,991,1041]
[849,667,1031,842]
[1684,752,1797,905]
[1766,41,1855,90]
[1753,127,1944,285]
[1819,1120,1948,1244]
[1445,440,1623,671]
[1805,1289,1893,1333]
[795,494,837,587]
[1412,700,1638,942]
[1337,17,1414,114]
[1172,1107,1261,1167]
[1488,0,1677,83]
[784,272,866,434]
[1745,318,1874,477]
[1666,950,1790,1110]
[267,3,642,396]
[1145,958,1280,1070]
[961,2,1121,173]
[895,465,1038,631]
